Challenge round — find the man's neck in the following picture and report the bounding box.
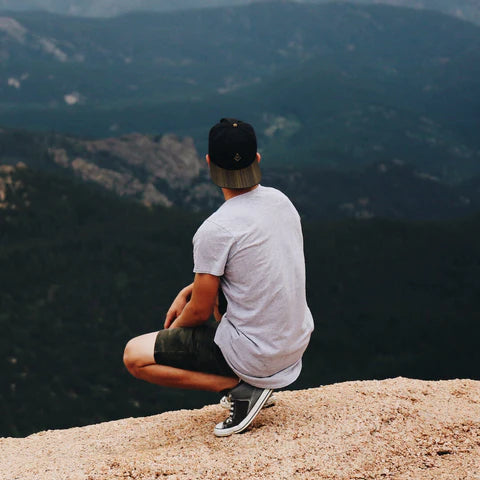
[221,184,259,201]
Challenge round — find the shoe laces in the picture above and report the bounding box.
[224,401,235,426]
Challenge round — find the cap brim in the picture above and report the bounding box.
[209,160,261,189]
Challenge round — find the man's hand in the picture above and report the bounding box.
[168,273,220,329]
[164,283,193,329]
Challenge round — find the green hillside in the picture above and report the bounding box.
[1,168,204,436]
[1,167,479,437]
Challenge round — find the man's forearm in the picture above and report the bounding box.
[168,273,219,329]
[169,301,211,329]
[164,282,195,329]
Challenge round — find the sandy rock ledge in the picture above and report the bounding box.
[1,377,479,480]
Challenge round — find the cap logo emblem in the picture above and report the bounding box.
[234,153,242,162]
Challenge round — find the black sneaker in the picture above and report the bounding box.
[214,382,273,437]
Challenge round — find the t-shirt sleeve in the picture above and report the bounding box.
[193,219,235,276]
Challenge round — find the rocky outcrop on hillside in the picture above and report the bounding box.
[1,378,479,480]
[0,165,15,208]
[0,162,27,210]
[49,133,221,209]
[0,128,222,210]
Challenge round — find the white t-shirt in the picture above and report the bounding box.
[193,185,314,389]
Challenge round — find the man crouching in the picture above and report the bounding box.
[124,118,314,436]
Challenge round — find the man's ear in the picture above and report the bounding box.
[256,153,261,163]
[206,154,210,165]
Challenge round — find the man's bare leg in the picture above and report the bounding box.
[123,332,238,392]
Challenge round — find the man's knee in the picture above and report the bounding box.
[123,338,138,376]
[123,331,159,377]
[123,337,151,378]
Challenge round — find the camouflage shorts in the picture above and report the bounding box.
[154,321,235,378]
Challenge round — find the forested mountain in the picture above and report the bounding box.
[0,0,479,25]
[1,3,479,180]
[1,165,479,437]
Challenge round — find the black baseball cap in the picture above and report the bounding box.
[208,118,261,189]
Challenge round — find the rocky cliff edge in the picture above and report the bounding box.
[1,378,479,480]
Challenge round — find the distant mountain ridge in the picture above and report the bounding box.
[0,0,479,25]
[1,3,479,181]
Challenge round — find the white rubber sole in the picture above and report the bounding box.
[214,389,273,437]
